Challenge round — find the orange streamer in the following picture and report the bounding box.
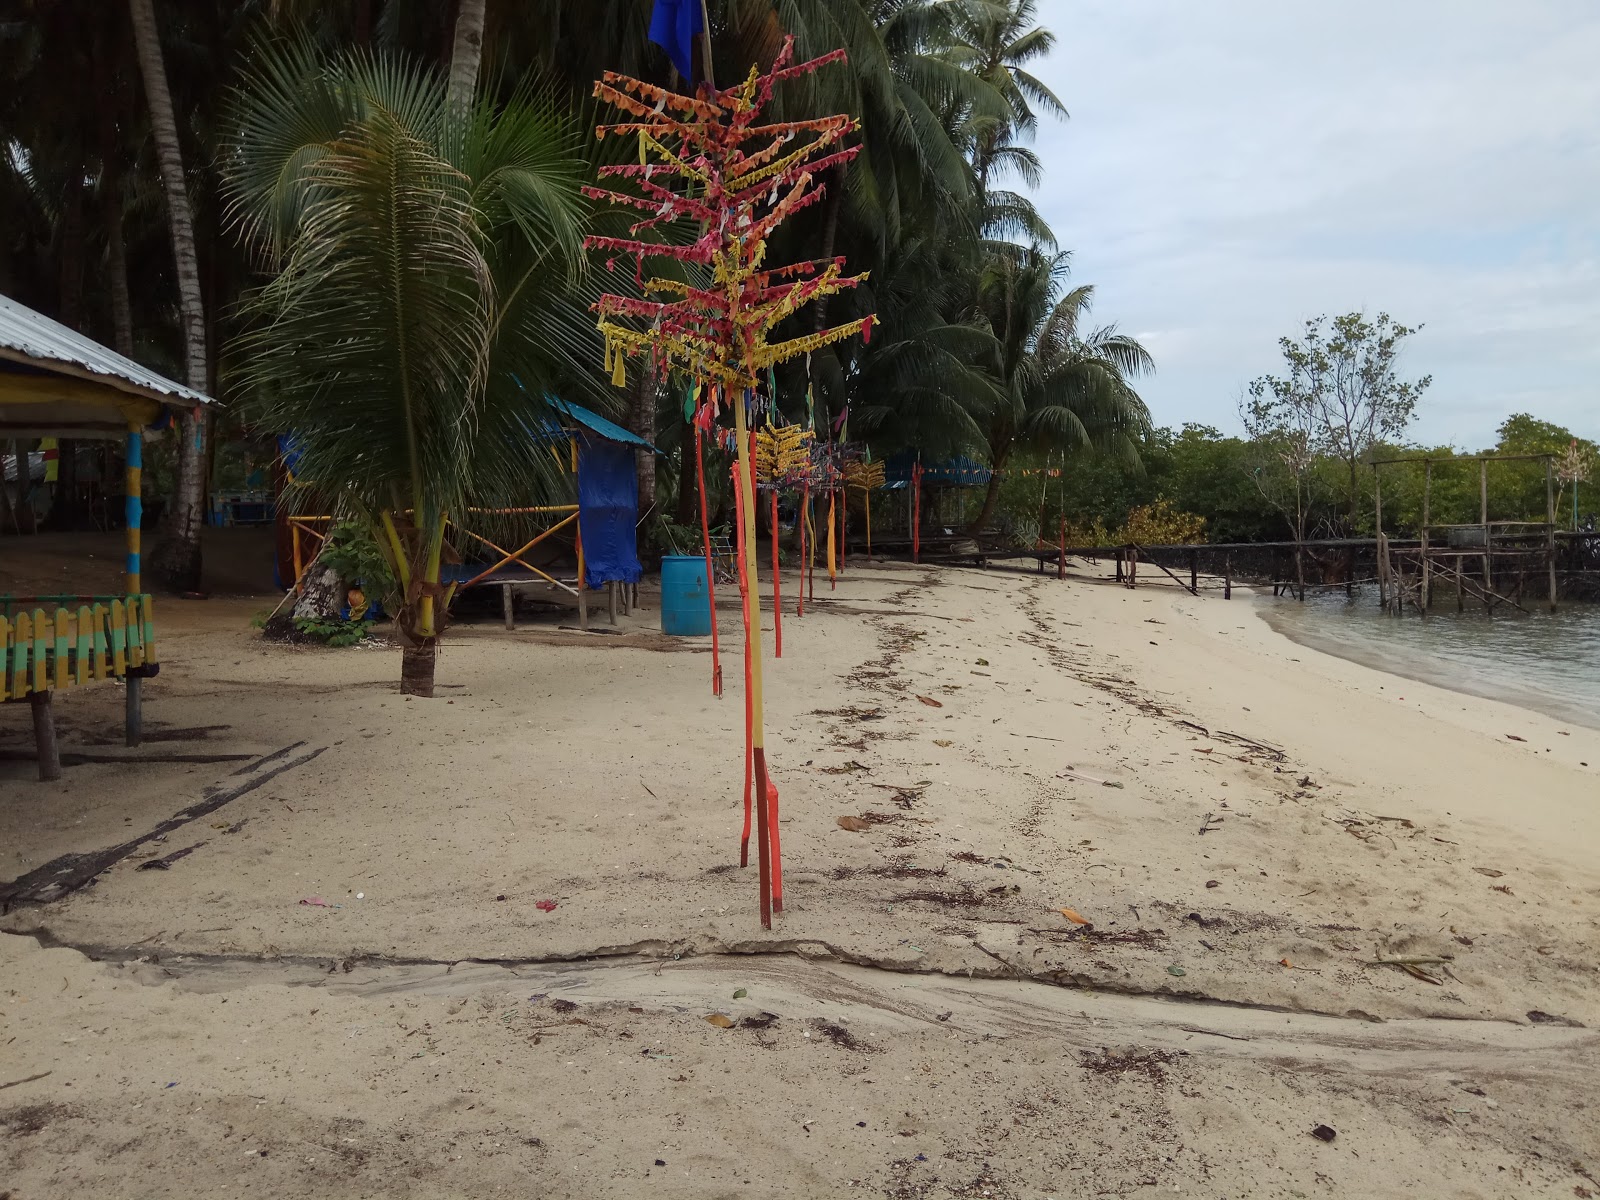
[695,417,722,696]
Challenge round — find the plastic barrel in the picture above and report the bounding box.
[660,555,712,636]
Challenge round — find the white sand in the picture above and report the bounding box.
[4,557,1598,1197]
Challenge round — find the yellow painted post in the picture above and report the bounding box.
[91,603,108,678]
[30,608,48,694]
[124,598,140,672]
[126,595,144,668]
[110,599,128,676]
[11,612,29,698]
[141,594,157,665]
[53,609,70,689]
[74,606,91,684]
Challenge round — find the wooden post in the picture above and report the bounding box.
[502,582,514,630]
[1421,460,1432,615]
[911,464,921,564]
[607,580,618,625]
[1223,553,1232,599]
[1114,547,1123,583]
[575,524,587,630]
[1480,457,1492,599]
[125,675,143,747]
[1128,545,1138,588]
[1547,456,1558,612]
[31,690,61,781]
[770,488,782,658]
[1373,467,1384,608]
[1189,549,1198,596]
[1057,518,1065,580]
[1376,534,1386,609]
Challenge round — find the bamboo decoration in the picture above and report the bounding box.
[585,39,873,928]
[844,460,885,559]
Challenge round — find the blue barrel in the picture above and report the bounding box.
[660,555,712,636]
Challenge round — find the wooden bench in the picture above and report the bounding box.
[1,594,158,780]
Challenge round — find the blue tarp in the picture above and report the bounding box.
[548,396,659,451]
[577,435,643,588]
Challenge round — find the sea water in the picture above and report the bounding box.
[1258,584,1600,731]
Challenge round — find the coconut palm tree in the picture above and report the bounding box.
[225,42,590,695]
[943,0,1065,186]
[129,0,210,591]
[966,247,1153,533]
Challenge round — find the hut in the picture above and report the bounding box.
[279,395,655,629]
[0,294,215,779]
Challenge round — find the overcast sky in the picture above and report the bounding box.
[1027,1,1600,448]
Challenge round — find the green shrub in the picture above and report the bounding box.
[292,614,372,647]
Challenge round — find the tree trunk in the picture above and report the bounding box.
[292,566,345,621]
[100,148,135,360]
[967,440,1010,534]
[48,168,87,531]
[130,0,208,593]
[631,363,657,525]
[400,644,436,697]
[674,424,698,527]
[58,168,86,330]
[811,162,848,335]
[446,0,488,116]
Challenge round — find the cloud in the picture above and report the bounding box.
[1027,0,1600,447]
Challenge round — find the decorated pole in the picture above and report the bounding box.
[585,40,873,927]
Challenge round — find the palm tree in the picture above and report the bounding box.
[225,42,589,695]
[446,0,488,115]
[966,247,1153,533]
[943,0,1065,186]
[129,0,209,591]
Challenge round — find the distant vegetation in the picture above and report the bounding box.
[993,412,1597,546]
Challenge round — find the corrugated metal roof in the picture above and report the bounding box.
[0,293,214,408]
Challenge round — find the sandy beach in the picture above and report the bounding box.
[4,552,1598,1199]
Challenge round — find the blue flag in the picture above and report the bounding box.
[649,0,704,83]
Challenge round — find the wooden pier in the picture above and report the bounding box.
[1374,453,1559,616]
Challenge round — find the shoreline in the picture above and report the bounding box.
[1250,586,1600,733]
